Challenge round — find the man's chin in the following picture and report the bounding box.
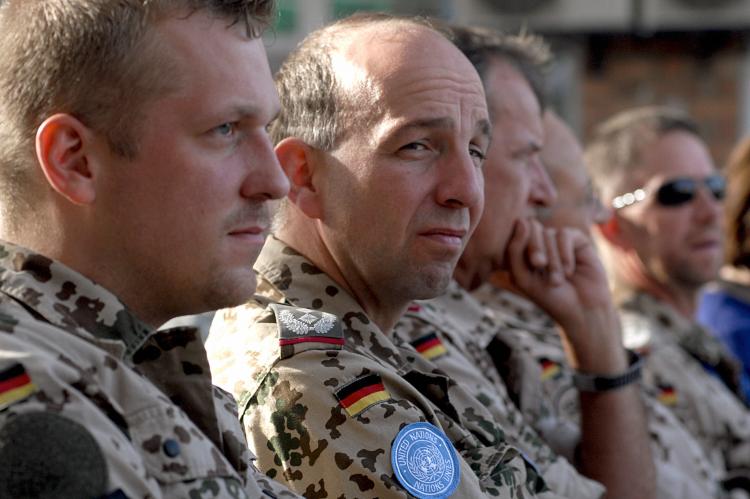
[203,270,258,311]
[410,267,453,300]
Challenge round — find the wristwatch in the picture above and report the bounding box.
[572,350,643,392]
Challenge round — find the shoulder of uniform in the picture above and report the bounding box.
[268,303,344,359]
[0,296,32,333]
[402,301,446,325]
[394,304,451,361]
[0,354,107,499]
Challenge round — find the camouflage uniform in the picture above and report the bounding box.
[207,236,557,498]
[464,284,727,499]
[394,280,606,498]
[619,291,750,479]
[0,240,300,499]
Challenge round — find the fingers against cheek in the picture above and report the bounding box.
[558,228,576,277]
[507,219,531,282]
[527,219,547,268]
[544,228,563,285]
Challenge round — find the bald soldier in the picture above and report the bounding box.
[394,27,608,498]
[0,1,302,497]
[476,110,728,498]
[397,26,653,499]
[208,13,570,499]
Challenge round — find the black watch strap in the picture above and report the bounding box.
[572,350,643,392]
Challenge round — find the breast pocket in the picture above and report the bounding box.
[126,401,237,486]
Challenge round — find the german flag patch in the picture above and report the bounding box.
[0,363,37,410]
[657,384,678,406]
[410,332,448,360]
[335,373,390,417]
[539,358,562,381]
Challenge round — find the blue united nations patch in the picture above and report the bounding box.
[391,422,460,499]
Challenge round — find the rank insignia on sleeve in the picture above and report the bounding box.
[271,304,344,359]
[657,384,678,406]
[410,333,448,361]
[0,363,37,410]
[539,358,562,381]
[391,422,460,499]
[335,373,390,417]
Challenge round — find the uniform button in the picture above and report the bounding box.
[162,439,181,458]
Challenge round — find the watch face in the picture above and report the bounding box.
[481,0,554,14]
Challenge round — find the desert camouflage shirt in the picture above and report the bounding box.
[0,240,300,499]
[469,284,727,499]
[620,291,750,477]
[394,280,606,499]
[207,236,555,498]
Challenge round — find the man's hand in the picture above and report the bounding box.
[504,217,624,371]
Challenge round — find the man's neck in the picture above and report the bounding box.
[453,255,491,292]
[275,221,406,333]
[632,278,699,319]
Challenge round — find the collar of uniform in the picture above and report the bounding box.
[134,325,226,452]
[254,236,411,372]
[620,291,713,356]
[0,240,153,360]
[475,285,578,359]
[416,279,497,350]
[473,284,556,331]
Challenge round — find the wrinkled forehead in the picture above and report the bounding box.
[333,23,489,128]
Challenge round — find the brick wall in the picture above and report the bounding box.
[580,32,746,166]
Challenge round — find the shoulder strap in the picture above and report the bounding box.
[270,303,344,359]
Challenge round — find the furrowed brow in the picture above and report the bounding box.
[476,118,492,143]
[230,104,279,124]
[398,117,456,133]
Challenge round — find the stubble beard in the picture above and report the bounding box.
[199,266,259,313]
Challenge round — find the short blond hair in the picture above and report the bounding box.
[0,0,273,220]
[585,106,701,199]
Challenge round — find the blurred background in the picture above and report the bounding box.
[165,0,750,337]
[263,0,750,167]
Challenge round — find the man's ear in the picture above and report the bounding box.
[275,137,323,219]
[35,113,96,205]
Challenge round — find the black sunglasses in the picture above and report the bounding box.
[612,174,726,209]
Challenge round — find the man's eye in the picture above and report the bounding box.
[470,147,486,164]
[214,123,235,136]
[400,141,430,152]
[520,151,540,168]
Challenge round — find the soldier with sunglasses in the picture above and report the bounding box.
[587,106,750,492]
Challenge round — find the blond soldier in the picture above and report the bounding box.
[587,106,750,490]
[0,249,298,499]
[207,13,571,499]
[0,1,300,497]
